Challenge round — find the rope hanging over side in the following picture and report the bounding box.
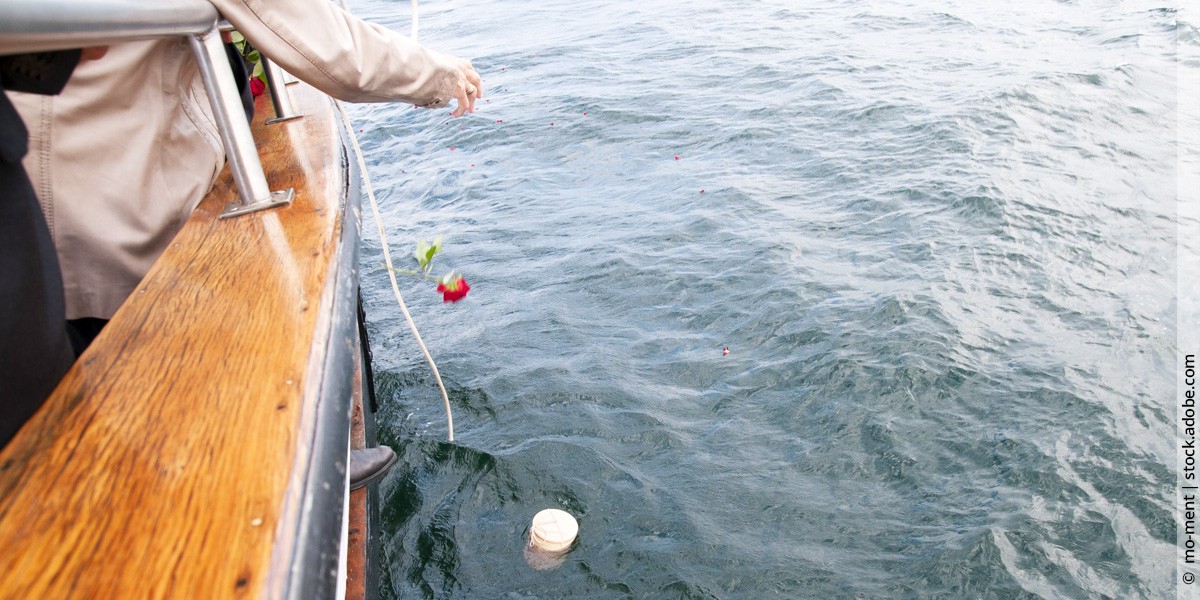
[410,0,420,40]
[338,0,414,37]
[335,99,456,442]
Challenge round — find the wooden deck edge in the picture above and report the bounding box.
[264,93,364,600]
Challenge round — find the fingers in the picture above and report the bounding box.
[464,61,483,99]
[451,86,471,117]
[451,61,483,117]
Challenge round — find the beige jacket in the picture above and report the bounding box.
[13,0,464,319]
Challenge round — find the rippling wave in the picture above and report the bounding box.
[349,0,1192,597]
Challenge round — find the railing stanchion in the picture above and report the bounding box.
[262,57,302,123]
[188,25,293,218]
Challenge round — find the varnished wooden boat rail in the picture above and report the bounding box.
[0,83,363,599]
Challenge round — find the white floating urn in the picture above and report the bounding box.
[528,508,578,553]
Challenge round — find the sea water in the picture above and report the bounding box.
[347,0,1199,597]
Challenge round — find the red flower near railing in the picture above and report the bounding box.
[231,32,268,99]
[437,275,470,303]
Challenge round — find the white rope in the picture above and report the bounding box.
[340,0,414,38]
[410,0,419,40]
[335,99,456,442]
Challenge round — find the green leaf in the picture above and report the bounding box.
[414,240,429,268]
[421,234,443,270]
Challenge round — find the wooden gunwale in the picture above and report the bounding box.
[0,82,365,598]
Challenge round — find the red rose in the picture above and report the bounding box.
[436,276,470,303]
[250,77,266,98]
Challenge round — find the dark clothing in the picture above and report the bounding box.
[0,51,80,94]
[225,41,255,123]
[0,51,80,448]
[66,317,108,357]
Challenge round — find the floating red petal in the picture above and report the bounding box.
[437,277,470,303]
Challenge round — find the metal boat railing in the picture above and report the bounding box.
[0,0,293,217]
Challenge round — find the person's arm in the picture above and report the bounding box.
[217,0,481,114]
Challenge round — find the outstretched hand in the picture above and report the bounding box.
[450,58,482,117]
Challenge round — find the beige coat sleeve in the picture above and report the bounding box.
[215,0,464,105]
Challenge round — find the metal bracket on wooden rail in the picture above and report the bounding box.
[188,25,293,218]
[261,57,303,124]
